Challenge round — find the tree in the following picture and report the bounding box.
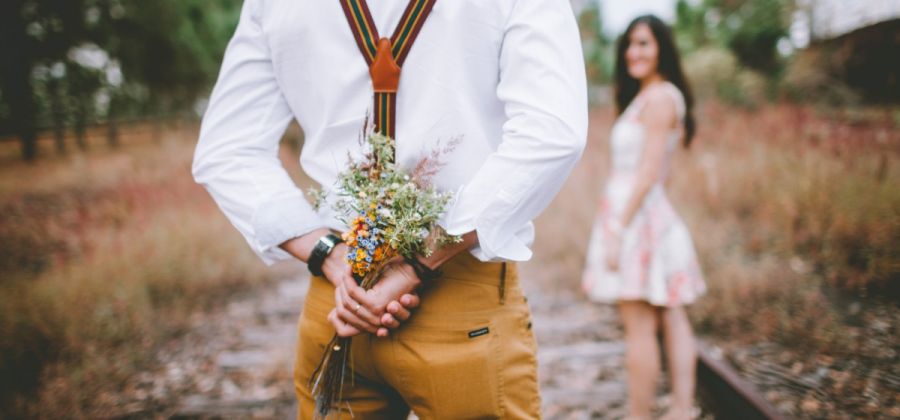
[674,0,791,73]
[579,3,614,85]
[0,0,41,161]
[0,0,243,160]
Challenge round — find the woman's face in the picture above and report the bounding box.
[625,23,659,81]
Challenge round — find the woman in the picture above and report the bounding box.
[581,15,707,420]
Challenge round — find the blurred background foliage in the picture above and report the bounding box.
[2,0,897,160]
[0,0,242,160]
[581,0,899,108]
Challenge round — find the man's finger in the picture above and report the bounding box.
[381,313,401,329]
[344,276,381,314]
[335,306,378,334]
[328,309,362,337]
[340,282,381,326]
[399,293,420,309]
[386,301,411,321]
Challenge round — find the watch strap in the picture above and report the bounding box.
[308,233,342,277]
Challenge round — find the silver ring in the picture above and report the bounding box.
[354,303,361,314]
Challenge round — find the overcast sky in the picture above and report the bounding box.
[598,0,682,36]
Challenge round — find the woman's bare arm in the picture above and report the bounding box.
[617,87,678,229]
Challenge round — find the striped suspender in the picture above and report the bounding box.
[339,0,437,140]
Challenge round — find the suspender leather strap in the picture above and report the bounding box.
[339,0,437,140]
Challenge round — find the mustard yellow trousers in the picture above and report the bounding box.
[293,253,542,419]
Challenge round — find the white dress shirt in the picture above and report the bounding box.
[192,0,588,265]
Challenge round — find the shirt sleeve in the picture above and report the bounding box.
[191,0,327,266]
[441,0,588,262]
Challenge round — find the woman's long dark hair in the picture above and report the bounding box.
[614,15,696,147]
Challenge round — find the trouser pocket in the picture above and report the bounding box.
[393,312,502,419]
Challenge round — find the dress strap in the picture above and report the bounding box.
[660,81,686,120]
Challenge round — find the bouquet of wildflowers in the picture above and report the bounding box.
[307,131,459,417]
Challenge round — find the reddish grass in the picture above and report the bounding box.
[527,101,899,353]
[0,122,307,417]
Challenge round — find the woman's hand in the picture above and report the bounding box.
[604,221,623,272]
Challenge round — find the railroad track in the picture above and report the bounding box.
[696,340,785,420]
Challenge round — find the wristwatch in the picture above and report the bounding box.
[308,233,343,277]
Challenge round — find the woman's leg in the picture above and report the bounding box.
[619,300,661,420]
[660,305,697,419]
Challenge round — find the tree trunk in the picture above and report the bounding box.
[74,95,88,150]
[106,92,120,148]
[49,78,67,155]
[0,0,38,161]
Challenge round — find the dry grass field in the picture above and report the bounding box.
[0,102,897,417]
[525,102,899,416]
[0,122,306,417]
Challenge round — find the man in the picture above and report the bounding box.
[192,0,587,418]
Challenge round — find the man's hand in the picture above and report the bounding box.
[321,242,350,287]
[341,261,421,336]
[281,229,479,338]
[328,251,422,338]
[333,231,479,337]
[329,291,421,338]
[280,230,419,337]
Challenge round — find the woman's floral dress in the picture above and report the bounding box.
[582,82,706,307]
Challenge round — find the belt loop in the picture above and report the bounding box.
[499,262,507,304]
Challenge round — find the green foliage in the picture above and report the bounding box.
[673,0,793,104]
[578,4,614,85]
[683,46,769,108]
[716,0,789,73]
[674,0,711,54]
[676,0,791,72]
[107,0,242,111]
[0,0,243,157]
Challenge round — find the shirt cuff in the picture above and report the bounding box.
[251,190,328,266]
[440,189,534,262]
